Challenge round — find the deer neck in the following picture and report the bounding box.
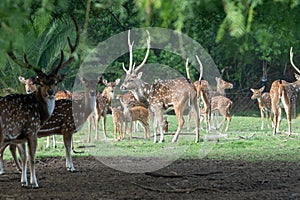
[102,89,113,105]
[84,91,96,116]
[35,89,55,125]
[131,80,150,104]
[216,86,225,95]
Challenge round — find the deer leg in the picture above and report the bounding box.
[120,123,124,140]
[271,98,279,135]
[129,122,133,140]
[140,120,150,139]
[19,143,28,187]
[46,136,50,148]
[153,112,159,143]
[63,133,75,172]
[217,114,227,131]
[283,103,292,136]
[276,108,282,134]
[95,115,99,141]
[260,109,265,130]
[224,113,232,132]
[102,114,107,140]
[265,110,270,129]
[10,144,22,173]
[52,135,56,148]
[113,122,117,141]
[0,144,8,174]
[191,108,200,143]
[172,106,184,143]
[187,111,192,131]
[292,103,296,119]
[87,115,92,142]
[27,137,38,188]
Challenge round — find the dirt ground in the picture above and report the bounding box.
[0,156,299,200]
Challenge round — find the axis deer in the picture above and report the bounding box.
[18,76,72,149]
[270,47,300,136]
[185,58,210,133]
[110,107,125,141]
[120,30,200,143]
[0,16,79,188]
[116,92,149,133]
[205,95,232,132]
[0,76,101,174]
[3,54,68,188]
[215,77,233,96]
[250,86,272,130]
[18,76,37,94]
[87,78,120,142]
[119,98,150,140]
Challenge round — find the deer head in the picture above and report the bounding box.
[102,78,120,100]
[250,86,265,100]
[18,76,37,94]
[120,30,151,95]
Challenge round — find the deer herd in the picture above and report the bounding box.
[0,24,300,188]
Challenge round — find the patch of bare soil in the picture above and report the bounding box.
[0,157,300,199]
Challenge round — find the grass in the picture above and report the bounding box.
[3,113,300,162]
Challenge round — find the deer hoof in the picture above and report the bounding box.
[21,182,28,188]
[31,183,39,189]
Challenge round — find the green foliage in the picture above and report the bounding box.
[0,0,300,99]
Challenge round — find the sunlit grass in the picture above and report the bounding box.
[3,113,300,162]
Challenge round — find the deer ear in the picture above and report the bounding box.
[103,79,108,85]
[19,76,26,84]
[115,78,120,86]
[137,72,143,79]
[250,88,255,93]
[260,86,265,92]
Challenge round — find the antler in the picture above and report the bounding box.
[290,47,300,74]
[51,16,80,75]
[7,51,45,77]
[122,30,150,74]
[195,55,203,82]
[122,30,134,74]
[185,58,190,79]
[134,30,151,72]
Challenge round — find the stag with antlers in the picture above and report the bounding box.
[1,75,101,174]
[120,30,200,143]
[270,47,300,136]
[18,76,72,149]
[0,17,79,188]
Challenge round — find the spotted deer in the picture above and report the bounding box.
[119,97,150,140]
[250,86,272,130]
[0,76,101,174]
[0,17,79,188]
[206,95,232,132]
[87,78,120,142]
[270,47,300,136]
[3,52,69,188]
[215,77,233,96]
[116,92,149,133]
[110,107,126,141]
[185,58,210,133]
[120,30,200,143]
[18,76,72,149]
